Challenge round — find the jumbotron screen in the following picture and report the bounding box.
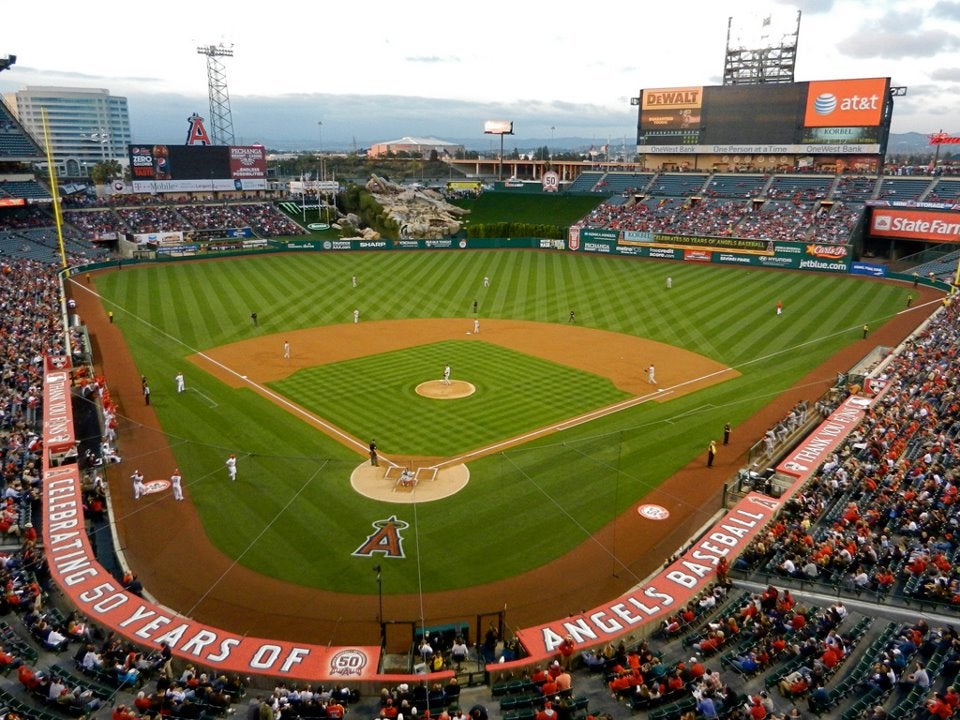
[637,77,890,155]
[128,144,268,193]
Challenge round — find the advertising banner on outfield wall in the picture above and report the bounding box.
[573,230,850,273]
[41,365,382,683]
[850,262,887,278]
[870,208,960,242]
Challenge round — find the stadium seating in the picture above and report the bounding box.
[647,173,710,198]
[875,177,936,201]
[565,172,604,192]
[0,181,52,201]
[765,175,832,201]
[926,178,960,203]
[833,175,878,202]
[599,173,655,195]
[703,174,768,199]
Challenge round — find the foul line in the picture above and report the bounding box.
[188,387,218,408]
[431,366,739,470]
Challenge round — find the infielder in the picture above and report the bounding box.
[170,468,183,501]
[283,341,290,359]
[225,454,237,481]
[175,372,185,393]
[353,308,360,324]
[473,318,480,334]
[443,365,451,385]
[647,364,657,384]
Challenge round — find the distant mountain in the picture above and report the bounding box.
[885,131,945,157]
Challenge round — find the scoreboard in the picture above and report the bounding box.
[128,144,268,193]
[638,77,890,155]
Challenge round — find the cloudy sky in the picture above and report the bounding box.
[2,0,959,150]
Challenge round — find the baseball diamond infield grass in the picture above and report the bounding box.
[269,340,632,457]
[93,249,912,593]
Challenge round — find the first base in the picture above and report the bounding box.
[466,332,472,335]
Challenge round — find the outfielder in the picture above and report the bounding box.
[175,372,185,393]
[225,454,237,481]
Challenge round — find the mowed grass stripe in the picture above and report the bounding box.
[269,340,631,456]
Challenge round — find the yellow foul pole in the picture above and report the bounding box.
[41,108,69,275]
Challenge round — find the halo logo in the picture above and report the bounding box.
[814,93,837,116]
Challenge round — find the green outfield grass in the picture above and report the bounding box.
[269,340,631,457]
[96,249,914,594]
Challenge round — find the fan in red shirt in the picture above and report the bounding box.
[747,696,767,720]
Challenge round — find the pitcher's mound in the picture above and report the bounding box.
[351,462,470,503]
[415,380,475,399]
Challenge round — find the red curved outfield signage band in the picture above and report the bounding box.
[514,493,778,658]
[42,364,381,682]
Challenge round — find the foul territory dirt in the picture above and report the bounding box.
[72,272,939,648]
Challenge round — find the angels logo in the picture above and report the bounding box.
[568,228,581,251]
[329,649,368,677]
[352,515,409,558]
[143,479,171,496]
[185,113,212,146]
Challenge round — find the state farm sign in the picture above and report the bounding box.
[871,209,960,242]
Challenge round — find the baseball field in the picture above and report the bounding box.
[77,247,924,645]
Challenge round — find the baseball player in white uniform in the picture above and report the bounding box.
[443,365,451,385]
[175,372,185,393]
[225,454,237,481]
[131,470,145,500]
[170,468,183,501]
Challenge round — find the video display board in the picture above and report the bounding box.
[637,77,889,155]
[128,144,267,193]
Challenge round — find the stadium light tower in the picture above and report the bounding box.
[196,43,236,146]
[723,10,800,85]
